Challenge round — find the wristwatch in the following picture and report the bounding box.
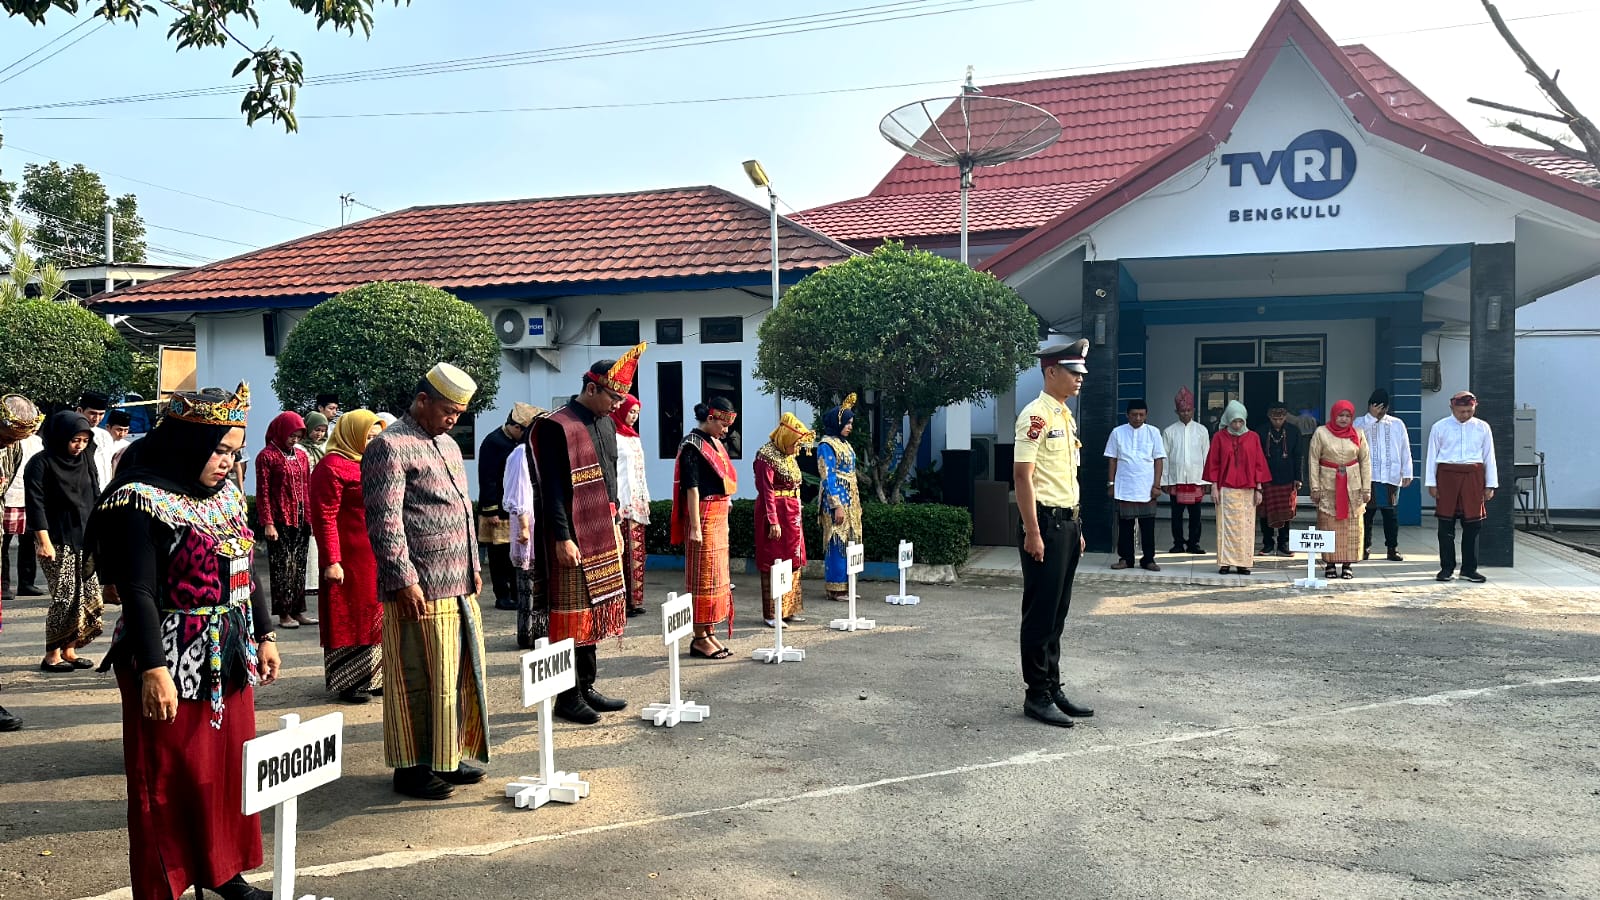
[255,632,278,643]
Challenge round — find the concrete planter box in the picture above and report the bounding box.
[646,554,957,584]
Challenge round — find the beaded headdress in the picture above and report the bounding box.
[164,382,251,426]
[0,394,43,442]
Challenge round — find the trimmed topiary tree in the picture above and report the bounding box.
[0,217,134,405]
[755,241,1039,503]
[273,280,500,415]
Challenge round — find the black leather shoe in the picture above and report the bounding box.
[1051,691,1095,718]
[435,762,486,785]
[393,766,454,801]
[200,873,271,900]
[39,661,74,673]
[1462,571,1488,584]
[0,706,20,732]
[553,691,600,724]
[69,657,94,669]
[1436,570,1454,582]
[626,606,648,617]
[1023,695,1075,727]
[17,584,44,597]
[1168,543,1186,554]
[1387,550,1404,562]
[493,600,518,611]
[337,688,371,704]
[1187,544,1203,555]
[581,686,627,712]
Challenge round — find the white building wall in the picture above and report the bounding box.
[1515,280,1600,511]
[194,289,787,502]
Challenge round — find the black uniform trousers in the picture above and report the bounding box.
[1118,515,1155,565]
[486,543,516,609]
[1438,516,1481,576]
[2,531,37,601]
[1170,497,1201,547]
[1363,482,1400,554]
[1019,506,1083,697]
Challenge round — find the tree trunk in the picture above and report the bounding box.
[1481,0,1600,166]
[885,413,930,504]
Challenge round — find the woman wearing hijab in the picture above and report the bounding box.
[817,393,863,601]
[256,410,315,628]
[310,409,385,703]
[25,411,104,671]
[1202,400,1271,575]
[300,411,330,466]
[756,412,814,626]
[672,397,738,659]
[611,395,652,618]
[90,383,280,900]
[1309,400,1372,580]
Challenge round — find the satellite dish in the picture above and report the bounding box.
[880,70,1062,264]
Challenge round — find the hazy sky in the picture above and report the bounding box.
[0,0,1594,265]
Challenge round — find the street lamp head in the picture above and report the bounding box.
[742,159,770,189]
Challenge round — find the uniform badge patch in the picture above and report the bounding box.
[1026,415,1045,441]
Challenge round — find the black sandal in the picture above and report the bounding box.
[1340,565,1354,580]
[689,638,733,660]
[1218,567,1230,575]
[1324,565,1338,579]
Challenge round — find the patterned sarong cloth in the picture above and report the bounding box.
[1216,487,1257,569]
[1318,460,1357,521]
[1171,484,1203,505]
[515,568,547,649]
[686,496,732,632]
[41,544,103,652]
[2,505,23,535]
[380,595,490,771]
[1260,483,1298,528]
[760,569,802,622]
[1316,509,1364,563]
[546,521,627,647]
[476,512,511,546]
[1117,499,1158,518]
[324,644,382,693]
[1435,462,1487,522]
[622,520,648,612]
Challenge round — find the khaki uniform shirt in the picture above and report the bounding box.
[1013,391,1080,509]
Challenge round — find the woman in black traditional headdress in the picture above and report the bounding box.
[24,410,103,671]
[91,383,281,900]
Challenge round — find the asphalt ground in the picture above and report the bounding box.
[2,567,1598,900]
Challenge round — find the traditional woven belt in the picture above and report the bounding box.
[773,489,800,498]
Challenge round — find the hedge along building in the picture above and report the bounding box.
[90,186,855,499]
[802,0,1600,564]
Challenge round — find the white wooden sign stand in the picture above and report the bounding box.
[752,558,805,663]
[1290,528,1335,589]
[885,539,921,605]
[830,541,876,631]
[241,711,345,900]
[642,592,711,727]
[505,637,591,810]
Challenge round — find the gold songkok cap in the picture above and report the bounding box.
[425,362,477,406]
[0,394,43,442]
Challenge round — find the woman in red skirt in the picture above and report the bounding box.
[92,384,281,900]
[310,409,385,703]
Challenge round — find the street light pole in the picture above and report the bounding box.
[744,160,784,426]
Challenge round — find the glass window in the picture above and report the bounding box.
[656,318,683,345]
[700,316,743,344]
[1263,338,1323,366]
[1198,341,1256,367]
[656,361,683,460]
[700,360,743,458]
[1199,370,1240,433]
[598,319,640,346]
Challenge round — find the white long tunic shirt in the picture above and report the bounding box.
[1425,416,1499,489]
[1104,422,1166,501]
[1160,420,1210,486]
[1354,413,1414,487]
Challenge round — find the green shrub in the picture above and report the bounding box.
[0,296,134,406]
[645,498,970,566]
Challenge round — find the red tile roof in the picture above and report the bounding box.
[801,44,1473,244]
[1493,147,1599,186]
[98,186,856,309]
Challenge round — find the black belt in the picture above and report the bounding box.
[1036,504,1078,521]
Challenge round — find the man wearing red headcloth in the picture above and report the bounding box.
[529,345,644,724]
[1425,390,1497,583]
[1161,387,1210,554]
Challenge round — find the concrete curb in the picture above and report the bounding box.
[647,554,958,584]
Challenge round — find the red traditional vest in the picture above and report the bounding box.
[670,432,738,544]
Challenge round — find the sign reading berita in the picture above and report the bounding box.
[242,712,344,816]
[1220,129,1356,223]
[521,637,577,708]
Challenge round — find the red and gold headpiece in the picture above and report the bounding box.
[0,394,43,443]
[586,342,648,395]
[164,382,251,426]
[708,407,737,426]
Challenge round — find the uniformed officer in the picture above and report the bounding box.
[1013,340,1095,728]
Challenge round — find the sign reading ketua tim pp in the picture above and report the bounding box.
[1220,129,1356,223]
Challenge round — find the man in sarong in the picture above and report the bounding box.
[1426,390,1497,583]
[363,362,490,800]
[1255,400,1303,556]
[478,403,537,610]
[0,393,42,732]
[530,348,642,724]
[1104,399,1164,571]
[1355,389,1413,562]
[1160,387,1209,554]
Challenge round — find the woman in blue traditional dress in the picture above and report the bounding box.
[817,393,863,601]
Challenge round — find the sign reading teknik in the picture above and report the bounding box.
[1220,129,1356,223]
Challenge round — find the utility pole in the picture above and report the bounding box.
[104,210,114,294]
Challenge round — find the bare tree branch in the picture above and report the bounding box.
[1467,96,1569,124]
[1481,0,1600,166]
[1501,122,1587,158]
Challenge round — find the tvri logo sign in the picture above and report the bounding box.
[1219,129,1356,223]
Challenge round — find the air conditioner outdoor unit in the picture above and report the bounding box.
[490,305,557,349]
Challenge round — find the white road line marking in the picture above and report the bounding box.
[73,673,1600,899]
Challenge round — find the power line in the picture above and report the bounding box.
[3,8,1588,123]
[0,16,93,79]
[0,19,107,86]
[0,0,1025,113]
[14,206,215,263]
[1,144,328,228]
